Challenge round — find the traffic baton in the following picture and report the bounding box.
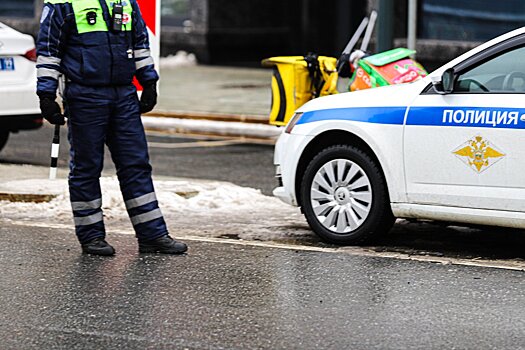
[49,123,60,180]
[50,74,67,180]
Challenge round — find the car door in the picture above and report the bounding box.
[404,38,525,211]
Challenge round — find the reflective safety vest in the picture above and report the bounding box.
[71,0,134,34]
[37,0,158,94]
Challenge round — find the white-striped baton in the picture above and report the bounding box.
[49,123,60,180]
[50,74,67,180]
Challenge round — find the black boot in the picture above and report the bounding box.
[139,235,188,254]
[81,238,116,256]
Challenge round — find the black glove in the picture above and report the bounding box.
[140,83,157,114]
[39,94,65,125]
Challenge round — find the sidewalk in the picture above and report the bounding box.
[157,64,272,119]
[145,62,279,140]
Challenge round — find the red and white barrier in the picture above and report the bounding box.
[135,0,161,91]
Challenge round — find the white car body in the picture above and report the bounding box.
[274,27,525,230]
[0,22,41,145]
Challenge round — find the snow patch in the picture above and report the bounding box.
[160,51,198,68]
[0,177,290,220]
[0,176,310,242]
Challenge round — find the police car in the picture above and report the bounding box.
[0,22,41,153]
[274,27,525,245]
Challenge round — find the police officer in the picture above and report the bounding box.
[36,0,187,256]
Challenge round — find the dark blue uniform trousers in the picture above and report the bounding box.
[66,83,168,244]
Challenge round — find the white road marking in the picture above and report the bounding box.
[5,220,525,272]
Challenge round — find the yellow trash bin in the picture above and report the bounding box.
[262,56,338,126]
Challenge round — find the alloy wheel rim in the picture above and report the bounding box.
[310,159,373,234]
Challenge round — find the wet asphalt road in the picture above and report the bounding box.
[1,223,524,350]
[0,124,276,195]
[3,126,525,349]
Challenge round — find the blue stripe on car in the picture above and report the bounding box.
[296,107,406,125]
[296,106,525,129]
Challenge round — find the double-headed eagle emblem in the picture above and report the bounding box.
[452,136,505,173]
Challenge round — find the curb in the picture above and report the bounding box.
[142,115,283,141]
[0,192,58,203]
[0,183,200,204]
[146,110,269,124]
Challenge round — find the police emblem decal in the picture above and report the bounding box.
[452,135,505,173]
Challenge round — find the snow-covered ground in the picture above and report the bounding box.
[0,176,312,242]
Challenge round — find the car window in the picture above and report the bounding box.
[455,46,525,94]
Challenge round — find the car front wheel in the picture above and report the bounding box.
[301,144,395,245]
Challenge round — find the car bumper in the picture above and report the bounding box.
[0,69,40,121]
[272,186,294,205]
[273,131,314,207]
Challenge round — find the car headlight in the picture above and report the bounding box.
[285,112,303,134]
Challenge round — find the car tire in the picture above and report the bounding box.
[301,144,395,245]
[0,130,9,153]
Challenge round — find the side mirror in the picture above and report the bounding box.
[441,68,455,94]
[431,68,455,95]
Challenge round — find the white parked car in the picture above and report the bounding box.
[0,22,41,152]
[274,27,525,245]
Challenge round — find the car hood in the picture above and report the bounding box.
[296,79,429,114]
